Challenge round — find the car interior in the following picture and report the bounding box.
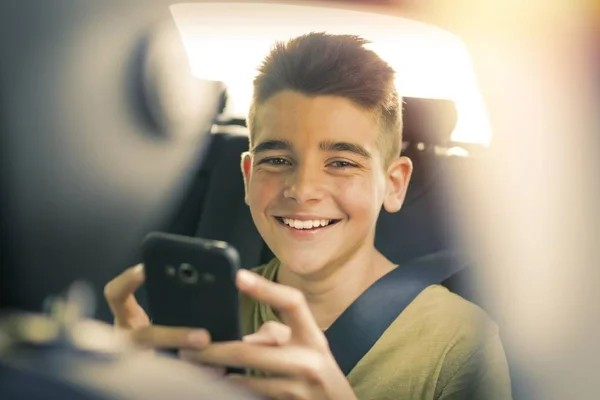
[1,1,597,400]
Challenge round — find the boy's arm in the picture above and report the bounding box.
[437,332,512,400]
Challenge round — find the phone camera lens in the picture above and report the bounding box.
[178,263,199,284]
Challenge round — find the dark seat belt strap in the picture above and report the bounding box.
[324,250,467,376]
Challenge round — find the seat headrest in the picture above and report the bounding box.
[402,98,458,145]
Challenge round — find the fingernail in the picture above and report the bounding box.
[188,330,209,347]
[242,333,262,343]
[132,264,144,275]
[243,332,278,345]
[237,269,257,286]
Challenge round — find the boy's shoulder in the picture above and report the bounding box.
[383,284,501,365]
[407,284,497,336]
[349,284,509,399]
[357,283,499,359]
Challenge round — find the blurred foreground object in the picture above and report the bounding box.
[0,281,257,400]
[0,1,224,322]
[376,1,600,399]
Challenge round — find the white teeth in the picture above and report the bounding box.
[281,218,334,229]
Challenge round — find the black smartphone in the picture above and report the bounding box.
[141,232,242,344]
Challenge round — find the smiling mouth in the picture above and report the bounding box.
[274,217,341,230]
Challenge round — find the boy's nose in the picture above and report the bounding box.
[282,166,325,204]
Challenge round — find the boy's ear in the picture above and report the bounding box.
[241,151,252,205]
[383,156,413,213]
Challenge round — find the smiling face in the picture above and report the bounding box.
[242,90,412,277]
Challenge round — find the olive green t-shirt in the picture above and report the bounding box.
[240,259,512,400]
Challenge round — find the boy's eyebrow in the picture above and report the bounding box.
[251,139,293,154]
[319,140,371,159]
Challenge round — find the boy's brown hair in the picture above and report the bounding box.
[247,32,402,164]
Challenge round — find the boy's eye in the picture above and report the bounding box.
[258,157,291,166]
[328,160,358,169]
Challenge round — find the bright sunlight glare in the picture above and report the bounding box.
[170,2,491,145]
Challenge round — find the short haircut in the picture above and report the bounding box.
[247,32,402,164]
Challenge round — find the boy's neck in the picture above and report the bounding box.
[276,248,396,331]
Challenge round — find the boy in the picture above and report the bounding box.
[104,32,512,399]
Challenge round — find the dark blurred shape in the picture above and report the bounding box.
[0,282,258,400]
[142,21,227,138]
[401,97,457,145]
[0,1,222,323]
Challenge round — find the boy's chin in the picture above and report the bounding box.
[277,250,337,278]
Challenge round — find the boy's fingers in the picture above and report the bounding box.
[130,326,211,350]
[194,341,324,381]
[243,321,291,345]
[104,264,147,328]
[236,270,325,346]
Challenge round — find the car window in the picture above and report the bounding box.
[170,2,491,146]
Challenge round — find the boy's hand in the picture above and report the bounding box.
[103,265,216,372]
[180,269,358,400]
